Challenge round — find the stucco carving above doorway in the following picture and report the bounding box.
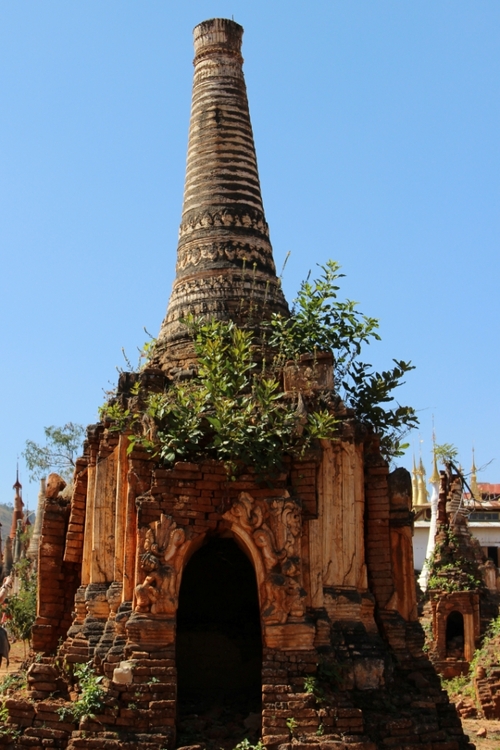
[223,492,315,649]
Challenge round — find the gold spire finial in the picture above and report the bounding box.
[429,430,440,484]
[429,447,440,484]
[470,448,482,503]
[417,457,429,506]
[411,454,419,508]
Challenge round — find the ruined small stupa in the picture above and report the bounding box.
[420,462,499,679]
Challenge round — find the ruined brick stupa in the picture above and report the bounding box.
[14,18,475,750]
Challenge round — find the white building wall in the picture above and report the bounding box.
[413,521,500,571]
[469,523,500,547]
[413,524,431,570]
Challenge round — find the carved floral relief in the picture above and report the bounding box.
[176,240,275,273]
[179,208,269,238]
[165,273,285,326]
[134,514,189,617]
[223,492,305,625]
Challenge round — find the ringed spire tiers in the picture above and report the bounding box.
[154,18,289,368]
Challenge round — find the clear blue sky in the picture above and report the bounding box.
[1,1,499,509]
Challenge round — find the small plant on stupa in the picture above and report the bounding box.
[233,740,265,750]
[151,317,339,476]
[286,716,298,736]
[0,702,20,740]
[57,661,105,723]
[304,675,326,704]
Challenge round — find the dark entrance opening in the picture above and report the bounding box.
[487,546,499,566]
[446,610,465,658]
[176,537,262,747]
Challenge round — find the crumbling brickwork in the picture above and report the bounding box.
[420,467,499,680]
[10,420,472,749]
[31,477,81,655]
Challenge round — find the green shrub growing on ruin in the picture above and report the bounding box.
[0,702,20,740]
[267,261,417,460]
[469,614,500,676]
[57,661,105,723]
[440,615,500,703]
[441,674,473,700]
[304,675,326,703]
[0,672,26,695]
[100,261,418,473]
[233,740,265,750]
[425,529,482,593]
[4,560,37,645]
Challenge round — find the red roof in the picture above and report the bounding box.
[478,483,500,494]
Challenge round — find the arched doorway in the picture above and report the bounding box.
[176,536,262,746]
[446,610,465,658]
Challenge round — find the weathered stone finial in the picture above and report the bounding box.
[193,17,244,58]
[153,18,288,369]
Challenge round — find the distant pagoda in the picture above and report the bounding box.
[9,468,24,541]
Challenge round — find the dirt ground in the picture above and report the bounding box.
[461,718,500,750]
[0,639,28,676]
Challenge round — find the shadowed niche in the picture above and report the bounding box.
[176,536,262,745]
[446,610,465,658]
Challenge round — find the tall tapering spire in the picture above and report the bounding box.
[10,467,24,540]
[154,18,289,368]
[417,457,429,506]
[411,455,418,508]
[429,446,440,485]
[470,448,482,503]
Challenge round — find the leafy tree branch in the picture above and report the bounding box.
[23,422,84,482]
[267,260,418,459]
[3,560,37,644]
